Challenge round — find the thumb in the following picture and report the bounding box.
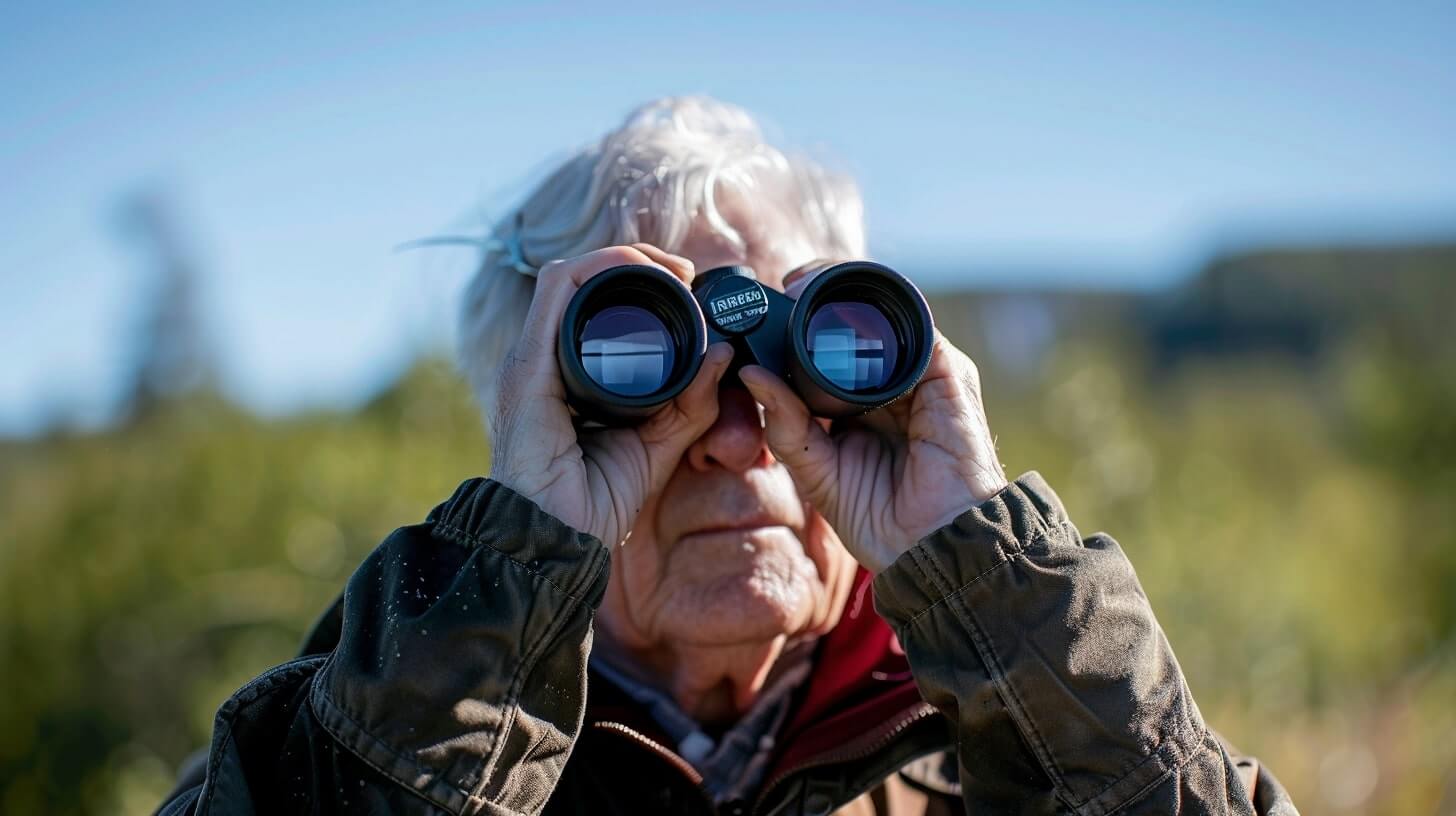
[633,341,736,489]
[738,365,840,512]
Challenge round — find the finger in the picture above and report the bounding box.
[904,332,1007,498]
[738,364,840,510]
[907,333,991,436]
[517,245,668,359]
[683,342,737,423]
[781,259,837,298]
[923,330,978,384]
[629,243,696,285]
[496,245,674,424]
[655,341,735,437]
[633,341,736,488]
[839,402,905,440]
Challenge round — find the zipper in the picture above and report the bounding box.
[592,702,941,816]
[591,721,716,811]
[751,702,939,814]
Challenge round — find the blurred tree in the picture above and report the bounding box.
[112,186,217,423]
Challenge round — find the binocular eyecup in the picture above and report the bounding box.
[558,261,934,425]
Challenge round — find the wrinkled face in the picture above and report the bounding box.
[594,215,860,668]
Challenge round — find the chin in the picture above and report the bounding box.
[659,528,823,646]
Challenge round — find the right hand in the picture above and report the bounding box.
[487,245,735,547]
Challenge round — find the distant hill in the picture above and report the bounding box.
[1144,243,1456,367]
[927,242,1456,379]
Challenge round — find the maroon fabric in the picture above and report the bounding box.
[769,567,924,776]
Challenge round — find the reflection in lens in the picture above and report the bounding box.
[579,306,675,396]
[806,301,899,392]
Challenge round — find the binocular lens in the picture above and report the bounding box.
[558,264,708,424]
[560,260,931,424]
[804,301,900,393]
[579,305,676,396]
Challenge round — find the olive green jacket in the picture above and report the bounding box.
[157,473,1297,815]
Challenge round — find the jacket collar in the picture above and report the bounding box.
[586,568,936,782]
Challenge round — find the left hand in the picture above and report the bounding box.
[739,295,1008,572]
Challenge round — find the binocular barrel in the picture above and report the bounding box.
[558,261,934,425]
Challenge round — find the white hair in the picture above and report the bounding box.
[457,95,867,435]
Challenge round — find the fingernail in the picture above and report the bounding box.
[783,260,828,299]
[701,344,729,381]
[784,276,810,300]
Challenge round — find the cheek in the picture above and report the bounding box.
[801,504,853,580]
[617,493,669,596]
[799,505,860,635]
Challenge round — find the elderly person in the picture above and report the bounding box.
[158,97,1296,815]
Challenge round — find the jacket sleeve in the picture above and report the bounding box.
[871,472,1299,816]
[156,478,612,816]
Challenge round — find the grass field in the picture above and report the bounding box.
[3,262,1454,814]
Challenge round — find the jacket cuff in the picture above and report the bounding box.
[872,471,1072,626]
[873,472,1214,816]
[310,477,610,815]
[426,477,612,606]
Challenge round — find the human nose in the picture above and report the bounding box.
[686,384,775,473]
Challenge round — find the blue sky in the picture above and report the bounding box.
[2,2,1454,435]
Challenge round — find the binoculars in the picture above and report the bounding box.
[558,261,935,425]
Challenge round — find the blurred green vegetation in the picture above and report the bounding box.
[3,247,1455,815]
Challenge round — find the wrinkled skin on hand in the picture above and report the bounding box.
[487,238,1007,720]
[740,325,1008,573]
[489,245,1008,573]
